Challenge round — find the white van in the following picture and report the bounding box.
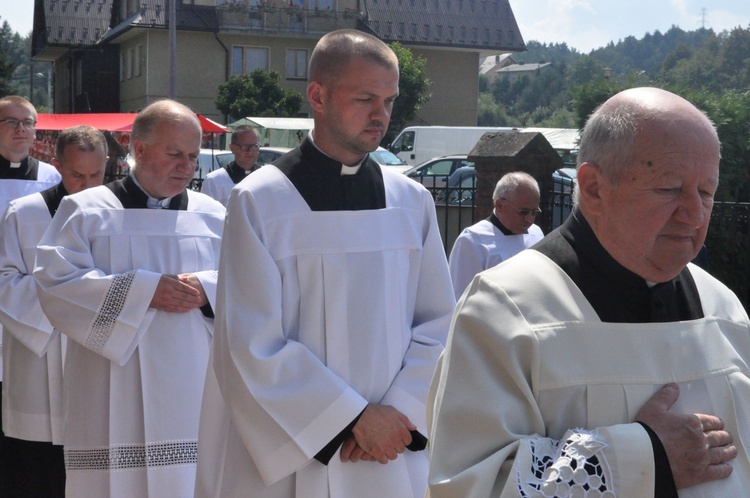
[388,126,517,166]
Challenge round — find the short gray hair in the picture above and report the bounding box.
[231,125,259,145]
[577,89,719,186]
[492,171,540,201]
[55,125,108,162]
[129,99,200,153]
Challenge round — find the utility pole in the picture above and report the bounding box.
[699,8,709,30]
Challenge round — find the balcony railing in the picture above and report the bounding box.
[216,4,367,34]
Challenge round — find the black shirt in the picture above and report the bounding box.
[0,155,43,180]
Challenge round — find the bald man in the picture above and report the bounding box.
[429,88,747,497]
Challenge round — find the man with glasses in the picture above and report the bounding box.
[201,125,263,206]
[0,95,60,224]
[448,171,544,300]
[0,125,108,498]
[0,95,60,495]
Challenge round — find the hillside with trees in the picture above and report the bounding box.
[480,24,750,304]
[480,25,750,198]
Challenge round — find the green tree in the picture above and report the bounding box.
[215,69,303,120]
[386,42,430,143]
[0,43,13,97]
[476,92,513,126]
[0,20,17,96]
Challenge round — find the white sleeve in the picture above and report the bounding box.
[200,176,218,199]
[211,188,369,486]
[379,187,455,435]
[448,230,485,301]
[33,197,161,365]
[0,202,56,356]
[428,275,655,498]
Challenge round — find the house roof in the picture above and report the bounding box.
[479,54,515,75]
[496,62,552,74]
[34,0,113,47]
[363,0,525,51]
[32,0,218,55]
[34,0,524,55]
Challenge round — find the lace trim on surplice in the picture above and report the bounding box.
[85,271,136,353]
[64,439,198,470]
[517,429,616,497]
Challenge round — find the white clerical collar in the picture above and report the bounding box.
[9,162,21,169]
[130,171,172,209]
[308,130,365,175]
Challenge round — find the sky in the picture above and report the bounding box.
[509,0,750,53]
[1,1,749,53]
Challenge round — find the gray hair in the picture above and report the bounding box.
[576,100,641,186]
[129,99,200,153]
[577,89,719,186]
[231,125,259,145]
[492,171,540,201]
[55,125,108,162]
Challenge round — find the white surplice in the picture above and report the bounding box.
[34,186,224,498]
[195,165,455,498]
[200,167,236,207]
[428,250,750,498]
[448,219,543,300]
[0,190,63,443]
[0,161,60,381]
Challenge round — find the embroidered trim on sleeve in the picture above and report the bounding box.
[64,440,198,470]
[517,429,615,497]
[86,271,136,353]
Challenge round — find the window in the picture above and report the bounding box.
[75,59,83,95]
[124,49,132,80]
[286,49,308,79]
[310,0,334,9]
[232,46,269,74]
[392,131,414,152]
[134,45,142,78]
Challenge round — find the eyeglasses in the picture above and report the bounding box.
[0,118,37,130]
[235,143,260,152]
[501,198,542,217]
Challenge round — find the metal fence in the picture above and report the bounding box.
[424,174,750,310]
[421,174,576,253]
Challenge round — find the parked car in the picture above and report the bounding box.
[196,149,234,179]
[370,146,410,173]
[258,146,292,165]
[404,155,475,188]
[435,165,476,206]
[551,167,577,229]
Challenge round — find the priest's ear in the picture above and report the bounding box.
[576,162,607,216]
[131,138,147,164]
[307,81,327,114]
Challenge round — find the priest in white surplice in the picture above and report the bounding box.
[0,95,61,496]
[194,30,455,498]
[34,101,225,498]
[0,125,107,497]
[200,126,261,206]
[448,171,544,300]
[428,88,749,498]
